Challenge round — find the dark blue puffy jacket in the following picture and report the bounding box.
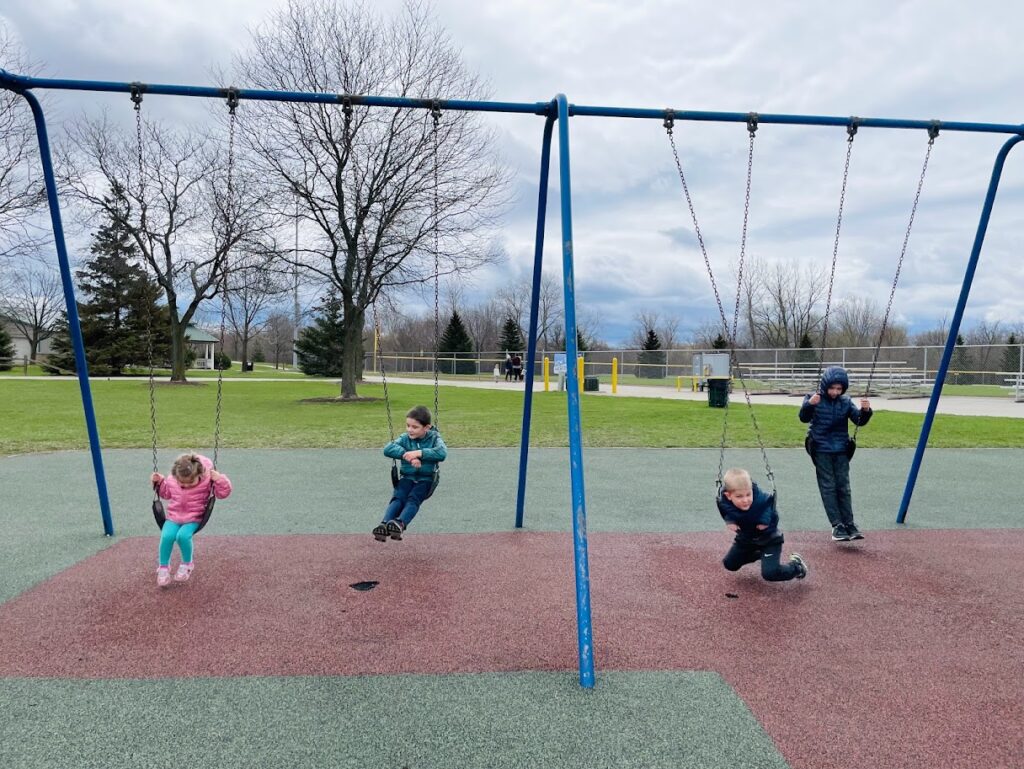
[716,482,784,546]
[798,366,872,454]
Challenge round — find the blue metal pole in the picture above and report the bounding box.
[896,134,1024,524]
[515,110,556,529]
[555,94,595,689]
[3,69,1024,136]
[19,89,114,536]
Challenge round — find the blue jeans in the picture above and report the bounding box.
[383,477,435,528]
[159,521,200,567]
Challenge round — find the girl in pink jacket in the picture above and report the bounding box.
[150,453,232,587]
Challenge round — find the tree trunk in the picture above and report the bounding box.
[339,307,365,399]
[169,311,188,382]
[240,332,250,372]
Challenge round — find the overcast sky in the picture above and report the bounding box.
[4,0,1024,345]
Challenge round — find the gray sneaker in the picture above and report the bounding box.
[831,524,850,541]
[386,520,405,541]
[846,523,864,540]
[789,553,808,579]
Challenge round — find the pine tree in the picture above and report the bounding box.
[711,333,729,350]
[295,292,345,377]
[638,328,666,378]
[499,316,524,354]
[796,331,817,364]
[950,333,972,384]
[439,310,475,374]
[1001,333,1021,377]
[0,321,15,371]
[48,188,170,375]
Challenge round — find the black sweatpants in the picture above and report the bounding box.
[722,540,800,582]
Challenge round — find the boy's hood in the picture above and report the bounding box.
[819,366,849,396]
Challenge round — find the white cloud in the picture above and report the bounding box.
[5,0,1024,344]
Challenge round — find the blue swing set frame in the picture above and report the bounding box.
[3,67,1021,688]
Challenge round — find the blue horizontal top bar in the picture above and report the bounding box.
[570,104,1024,135]
[3,69,1023,135]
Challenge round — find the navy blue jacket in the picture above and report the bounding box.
[716,482,784,547]
[799,366,872,454]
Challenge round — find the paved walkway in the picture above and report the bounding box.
[366,374,1024,419]
[7,373,1022,418]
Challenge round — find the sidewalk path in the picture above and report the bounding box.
[5,373,1021,418]
[366,374,1024,419]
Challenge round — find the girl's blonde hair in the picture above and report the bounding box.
[171,453,205,484]
[722,467,752,492]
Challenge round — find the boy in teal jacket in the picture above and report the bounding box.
[373,405,447,541]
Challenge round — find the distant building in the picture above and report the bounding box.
[185,325,219,369]
[0,313,54,362]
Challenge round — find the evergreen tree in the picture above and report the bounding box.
[711,333,729,350]
[637,328,666,378]
[796,331,817,364]
[439,310,475,374]
[48,187,170,375]
[499,316,524,354]
[0,321,14,371]
[1001,333,1021,376]
[950,333,972,384]
[295,293,345,377]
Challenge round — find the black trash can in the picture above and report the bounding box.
[584,376,600,392]
[707,377,729,408]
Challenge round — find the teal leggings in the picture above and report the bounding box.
[159,521,200,567]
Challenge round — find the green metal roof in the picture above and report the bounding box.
[184,324,219,343]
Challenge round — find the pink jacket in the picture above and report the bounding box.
[157,454,233,524]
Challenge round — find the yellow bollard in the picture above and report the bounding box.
[577,356,584,392]
[611,357,618,394]
[544,356,550,392]
[676,376,682,392]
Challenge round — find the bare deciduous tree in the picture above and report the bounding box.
[0,256,62,357]
[225,249,289,368]
[235,0,509,398]
[496,272,563,349]
[0,25,47,260]
[262,311,296,369]
[627,310,681,350]
[745,258,828,349]
[59,116,276,380]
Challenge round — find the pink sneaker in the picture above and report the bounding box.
[157,567,171,587]
[174,562,194,582]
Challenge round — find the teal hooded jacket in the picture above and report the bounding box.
[383,427,448,481]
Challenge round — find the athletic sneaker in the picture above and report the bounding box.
[831,524,850,542]
[372,523,389,542]
[386,520,405,541]
[157,567,171,587]
[789,553,808,579]
[846,523,865,540]
[174,562,194,582]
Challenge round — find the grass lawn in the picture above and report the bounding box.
[1,378,1022,455]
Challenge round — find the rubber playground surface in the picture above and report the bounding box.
[2,447,1022,769]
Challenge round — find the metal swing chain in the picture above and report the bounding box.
[854,122,939,440]
[131,84,160,479]
[665,112,774,490]
[729,115,775,490]
[431,101,441,427]
[213,89,239,469]
[816,120,859,382]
